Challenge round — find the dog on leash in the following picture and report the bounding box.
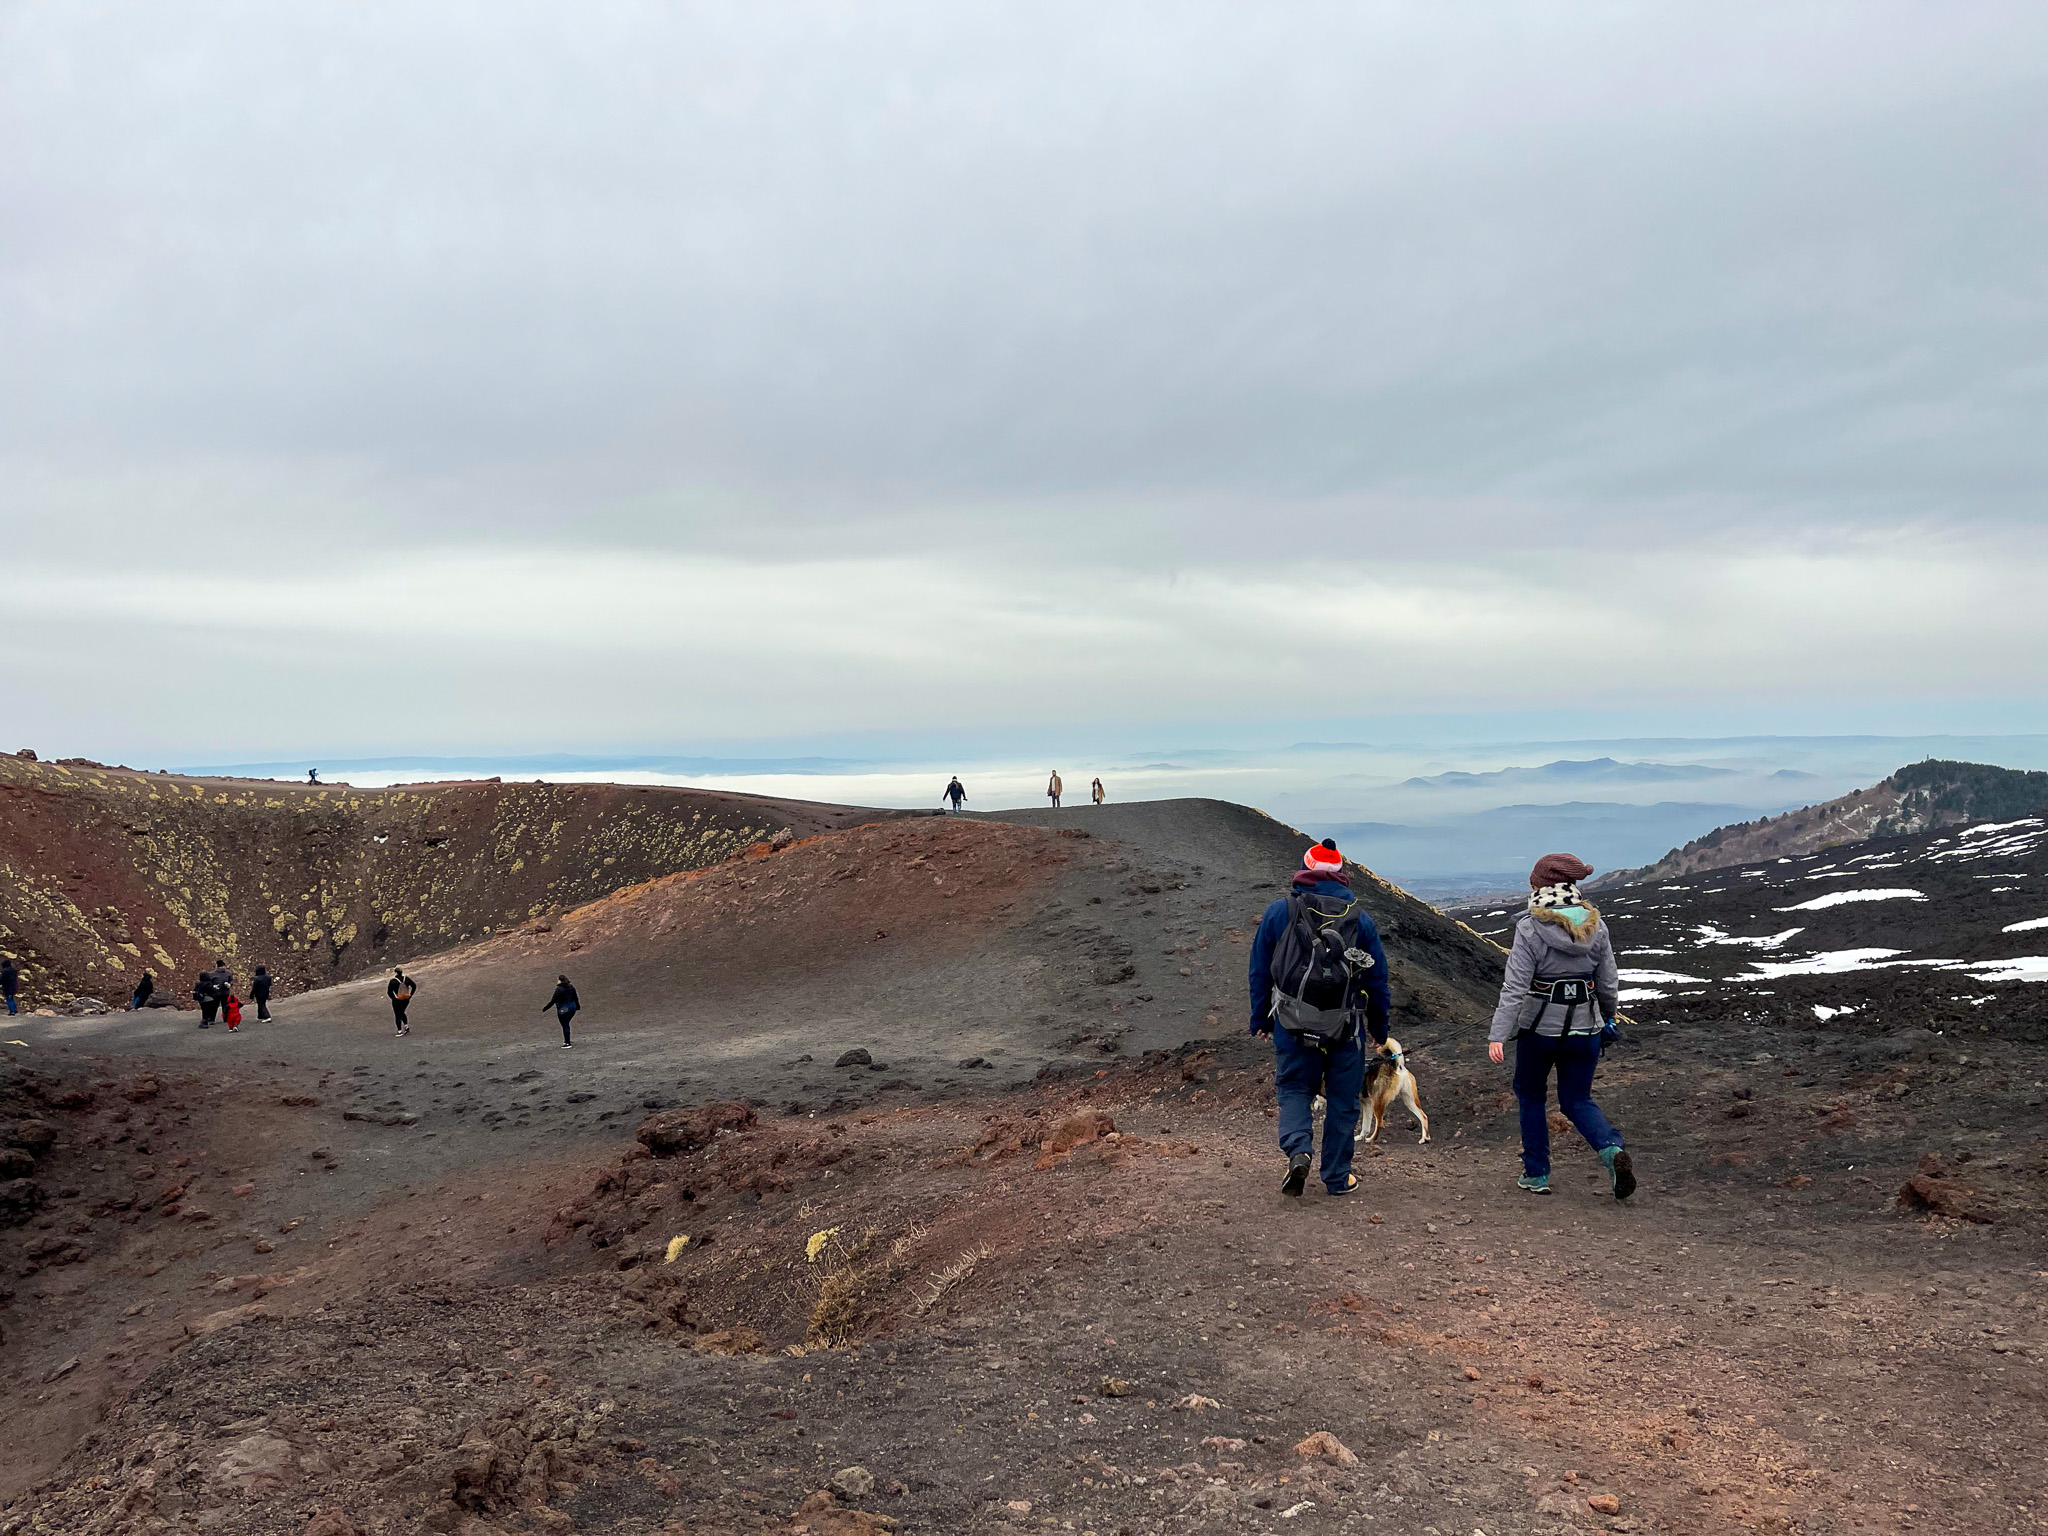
[1309,1035,1430,1144]
[1361,1036,1429,1144]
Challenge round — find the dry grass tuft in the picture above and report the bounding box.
[913,1243,994,1314]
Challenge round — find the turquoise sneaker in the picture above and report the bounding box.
[1599,1145,1637,1201]
[1516,1174,1550,1195]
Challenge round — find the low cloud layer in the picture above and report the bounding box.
[4,3,2044,758]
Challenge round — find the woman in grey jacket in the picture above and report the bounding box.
[1487,852,1635,1200]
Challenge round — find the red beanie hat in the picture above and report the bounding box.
[1303,838,1344,872]
[1529,852,1594,888]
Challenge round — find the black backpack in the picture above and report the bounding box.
[1266,890,1376,1046]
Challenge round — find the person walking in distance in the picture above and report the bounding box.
[1488,853,1633,1200]
[1,957,19,1016]
[1249,838,1391,1197]
[193,971,220,1028]
[250,965,273,1021]
[206,959,234,1002]
[545,975,579,1047]
[942,776,967,813]
[1047,770,1063,808]
[387,967,416,1036]
[130,970,154,1011]
[1091,776,1105,807]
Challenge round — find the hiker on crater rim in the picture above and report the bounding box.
[130,970,154,1011]
[942,776,967,813]
[1091,776,1105,806]
[1047,770,1063,808]
[387,967,415,1036]
[251,964,273,1021]
[307,767,320,784]
[545,974,579,1048]
[1487,852,1634,1201]
[1,956,19,1016]
[1249,838,1390,1198]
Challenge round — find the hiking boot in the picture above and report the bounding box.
[1281,1152,1310,1197]
[1326,1173,1359,1196]
[1516,1174,1551,1195]
[1600,1145,1636,1201]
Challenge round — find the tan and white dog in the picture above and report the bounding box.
[1310,1035,1430,1144]
[1360,1036,1429,1144]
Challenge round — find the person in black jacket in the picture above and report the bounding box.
[387,968,415,1036]
[3,957,21,1015]
[251,965,274,1021]
[130,971,154,1011]
[193,972,219,1028]
[544,975,579,1048]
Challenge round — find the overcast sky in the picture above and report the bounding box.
[4,2,2045,762]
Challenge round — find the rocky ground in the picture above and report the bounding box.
[2,801,2044,1536]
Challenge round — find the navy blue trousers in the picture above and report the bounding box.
[1273,1027,1366,1190]
[1513,1032,1621,1177]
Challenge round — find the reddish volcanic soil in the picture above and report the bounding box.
[0,797,2043,1536]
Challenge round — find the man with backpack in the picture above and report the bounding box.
[193,971,220,1027]
[942,777,967,812]
[387,968,416,1036]
[1249,838,1391,1198]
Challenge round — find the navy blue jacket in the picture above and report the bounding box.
[1248,874,1391,1043]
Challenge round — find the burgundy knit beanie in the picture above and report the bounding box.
[1529,852,1594,888]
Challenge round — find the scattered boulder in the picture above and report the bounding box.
[1898,1152,1996,1223]
[436,1393,614,1516]
[830,1465,876,1498]
[1587,1492,1622,1515]
[1293,1431,1358,1467]
[0,1177,45,1226]
[303,1512,363,1536]
[0,1147,33,1179]
[835,1048,873,1067]
[1045,1111,1116,1154]
[4,1119,56,1153]
[636,1101,756,1157]
[62,997,109,1016]
[1098,1377,1131,1397]
[120,1073,161,1102]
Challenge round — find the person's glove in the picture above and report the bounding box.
[1600,1017,1621,1046]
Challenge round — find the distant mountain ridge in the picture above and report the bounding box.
[1599,759,2048,885]
[1400,756,1738,790]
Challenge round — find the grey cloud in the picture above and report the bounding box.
[3,2,2047,758]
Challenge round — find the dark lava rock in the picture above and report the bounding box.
[0,1177,46,1227]
[636,1101,757,1157]
[834,1048,872,1067]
